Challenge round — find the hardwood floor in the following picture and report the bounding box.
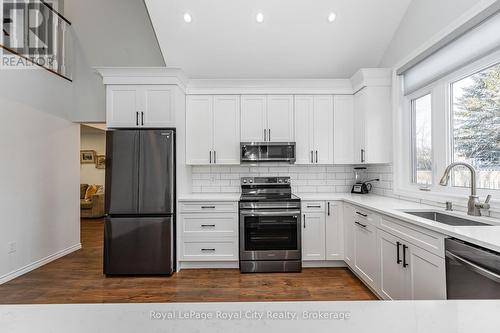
[0,219,376,304]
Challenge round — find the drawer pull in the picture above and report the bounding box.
[307,205,321,208]
[356,212,368,217]
[201,248,216,252]
[201,224,216,228]
[201,206,216,209]
[355,221,368,228]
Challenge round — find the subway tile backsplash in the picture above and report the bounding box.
[191,164,394,195]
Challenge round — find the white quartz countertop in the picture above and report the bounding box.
[300,193,500,253]
[178,192,500,252]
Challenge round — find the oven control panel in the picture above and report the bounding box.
[241,177,291,186]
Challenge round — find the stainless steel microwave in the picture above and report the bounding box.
[240,142,296,164]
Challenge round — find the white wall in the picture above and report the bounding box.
[80,129,106,186]
[0,97,80,284]
[379,0,481,67]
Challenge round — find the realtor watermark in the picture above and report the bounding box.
[1,0,57,69]
[150,310,352,321]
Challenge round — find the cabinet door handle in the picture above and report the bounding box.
[136,112,139,126]
[361,149,365,163]
[268,129,271,141]
[303,214,306,229]
[310,151,314,163]
[396,241,402,264]
[209,151,212,164]
[141,112,144,126]
[356,211,368,217]
[355,221,367,228]
[214,151,217,164]
[327,202,330,216]
[403,245,409,268]
[315,151,318,163]
[264,129,267,142]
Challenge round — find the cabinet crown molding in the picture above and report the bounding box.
[95,67,189,92]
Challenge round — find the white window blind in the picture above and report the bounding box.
[401,11,500,95]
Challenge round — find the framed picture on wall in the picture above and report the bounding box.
[96,155,106,169]
[80,150,96,164]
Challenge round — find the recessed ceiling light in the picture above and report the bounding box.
[256,12,264,23]
[328,12,337,22]
[183,13,192,23]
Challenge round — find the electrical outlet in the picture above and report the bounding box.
[8,241,16,254]
[210,175,216,183]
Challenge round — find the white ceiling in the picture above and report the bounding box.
[145,0,412,79]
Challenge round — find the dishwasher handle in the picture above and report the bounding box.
[446,250,500,284]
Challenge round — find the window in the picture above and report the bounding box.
[411,94,433,185]
[451,63,500,190]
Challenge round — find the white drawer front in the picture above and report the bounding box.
[182,241,237,261]
[181,213,237,237]
[380,216,445,258]
[352,206,380,226]
[302,201,325,212]
[179,201,237,213]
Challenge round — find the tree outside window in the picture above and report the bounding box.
[452,63,500,190]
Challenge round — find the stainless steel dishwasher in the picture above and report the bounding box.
[446,238,500,299]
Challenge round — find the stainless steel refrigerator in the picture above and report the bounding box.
[104,129,175,276]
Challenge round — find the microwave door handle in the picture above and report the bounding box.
[446,251,500,283]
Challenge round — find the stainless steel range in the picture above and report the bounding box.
[239,177,302,273]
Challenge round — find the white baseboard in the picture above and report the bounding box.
[178,261,239,270]
[0,243,82,285]
[302,260,347,268]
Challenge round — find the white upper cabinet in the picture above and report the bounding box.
[353,86,392,164]
[241,95,267,142]
[294,96,314,164]
[213,96,241,164]
[142,86,175,127]
[313,96,334,164]
[241,95,294,142]
[106,86,140,128]
[267,95,294,142]
[186,95,240,165]
[186,95,213,165]
[294,95,333,164]
[106,85,175,128]
[333,95,355,164]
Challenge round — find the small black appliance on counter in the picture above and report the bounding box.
[351,167,379,194]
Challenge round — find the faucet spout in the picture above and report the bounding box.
[439,162,477,196]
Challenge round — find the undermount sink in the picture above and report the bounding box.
[403,211,491,226]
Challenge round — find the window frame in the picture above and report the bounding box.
[394,49,500,209]
[410,92,433,187]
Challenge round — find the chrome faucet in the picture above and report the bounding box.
[439,162,492,216]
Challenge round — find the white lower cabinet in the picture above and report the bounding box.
[302,211,326,260]
[379,230,410,300]
[178,201,239,262]
[408,244,446,300]
[325,202,344,260]
[378,229,446,300]
[353,213,379,290]
[302,201,343,261]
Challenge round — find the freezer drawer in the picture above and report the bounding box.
[104,216,174,275]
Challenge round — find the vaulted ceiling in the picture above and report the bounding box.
[145,0,412,78]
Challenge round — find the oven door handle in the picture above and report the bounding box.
[240,210,301,217]
[446,250,500,284]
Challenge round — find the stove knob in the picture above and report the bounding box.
[285,179,290,183]
[278,179,283,183]
[243,179,247,183]
[249,179,253,183]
